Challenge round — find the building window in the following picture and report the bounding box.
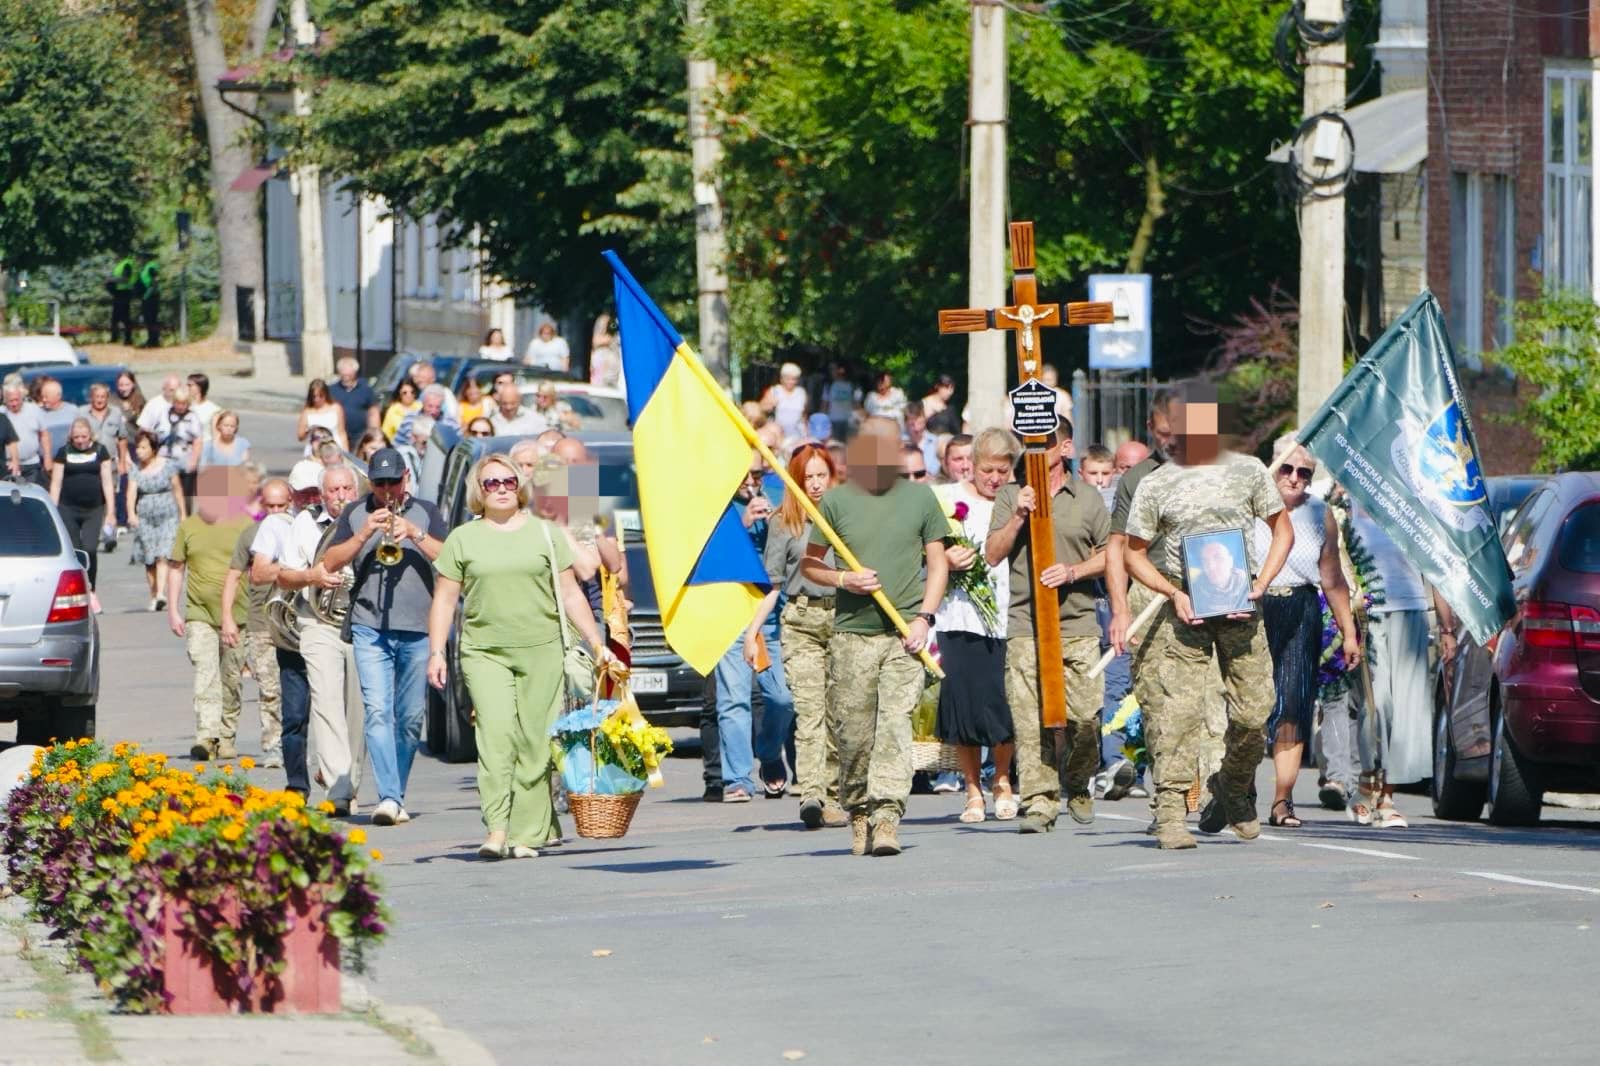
[1491,175,1515,347]
[1544,69,1593,295]
[402,218,422,299]
[421,215,441,299]
[1450,171,1483,357]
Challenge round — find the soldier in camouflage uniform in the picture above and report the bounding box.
[1123,389,1295,849]
[803,418,950,857]
[986,417,1109,832]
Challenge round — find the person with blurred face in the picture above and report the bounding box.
[222,478,291,770]
[320,449,448,827]
[1121,385,1294,850]
[168,467,255,761]
[801,418,950,856]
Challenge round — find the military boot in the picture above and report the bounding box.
[1066,793,1095,825]
[1224,789,1261,840]
[850,815,872,856]
[822,802,849,828]
[1154,789,1196,850]
[870,818,902,856]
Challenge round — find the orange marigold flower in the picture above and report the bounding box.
[347,828,367,845]
[221,824,245,843]
[58,815,73,829]
[317,801,335,815]
[238,756,255,770]
[370,849,383,862]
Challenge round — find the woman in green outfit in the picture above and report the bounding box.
[428,454,607,860]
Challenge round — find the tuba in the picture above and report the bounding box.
[308,522,353,627]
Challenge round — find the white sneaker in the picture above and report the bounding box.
[371,799,401,826]
[394,806,411,824]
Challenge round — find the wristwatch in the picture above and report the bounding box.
[914,612,936,626]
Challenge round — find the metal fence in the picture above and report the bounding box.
[1069,369,1170,450]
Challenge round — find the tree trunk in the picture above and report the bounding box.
[246,0,281,58]
[1125,148,1166,275]
[186,0,265,345]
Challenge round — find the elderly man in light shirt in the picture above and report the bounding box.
[488,378,550,436]
[3,380,51,485]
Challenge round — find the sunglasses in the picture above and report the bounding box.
[467,428,493,437]
[1278,463,1314,481]
[902,470,928,480]
[480,476,518,493]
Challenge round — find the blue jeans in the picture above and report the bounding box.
[277,648,310,796]
[714,618,795,793]
[350,625,428,806]
[1096,598,1139,777]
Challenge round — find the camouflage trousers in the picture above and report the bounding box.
[240,628,282,755]
[1130,584,1226,799]
[1138,603,1273,824]
[827,631,924,825]
[1005,634,1104,824]
[781,599,839,803]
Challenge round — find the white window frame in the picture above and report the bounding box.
[421,215,442,300]
[1543,66,1594,298]
[1450,171,1484,356]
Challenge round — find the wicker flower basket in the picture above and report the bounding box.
[568,790,643,839]
[911,739,961,774]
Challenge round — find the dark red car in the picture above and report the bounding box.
[1433,472,1600,825]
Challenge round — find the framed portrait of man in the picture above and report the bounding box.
[1181,528,1254,619]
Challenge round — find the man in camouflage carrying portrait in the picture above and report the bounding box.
[1121,385,1294,850]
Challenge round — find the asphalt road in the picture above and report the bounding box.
[7,407,1600,1065]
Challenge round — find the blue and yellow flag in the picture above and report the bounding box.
[604,252,769,674]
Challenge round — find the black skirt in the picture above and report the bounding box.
[935,631,1013,747]
[1263,585,1321,744]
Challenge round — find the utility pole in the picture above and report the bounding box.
[686,0,732,390]
[966,0,1008,433]
[1295,1,1349,425]
[291,0,334,381]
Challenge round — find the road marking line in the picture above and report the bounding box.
[1257,834,1422,861]
[1457,871,1600,896]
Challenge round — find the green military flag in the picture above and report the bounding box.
[1298,290,1515,645]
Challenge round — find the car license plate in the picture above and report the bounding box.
[630,670,668,694]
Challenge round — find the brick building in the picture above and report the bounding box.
[1427,0,1595,360]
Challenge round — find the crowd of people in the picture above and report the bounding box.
[12,352,1448,861]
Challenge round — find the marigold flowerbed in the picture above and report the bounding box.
[1,740,386,1012]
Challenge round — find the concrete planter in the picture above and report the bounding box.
[160,890,341,1014]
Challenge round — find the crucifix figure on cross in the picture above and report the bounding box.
[938,220,1112,731]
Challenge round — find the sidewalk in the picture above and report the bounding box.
[0,893,496,1066]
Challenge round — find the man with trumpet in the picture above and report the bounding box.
[321,449,448,827]
[274,464,366,818]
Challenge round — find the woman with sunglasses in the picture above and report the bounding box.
[428,455,607,860]
[464,416,496,438]
[1252,441,1361,827]
[380,380,420,444]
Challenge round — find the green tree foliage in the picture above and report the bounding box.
[1491,289,1600,472]
[705,0,1302,382]
[294,0,694,322]
[0,0,162,273]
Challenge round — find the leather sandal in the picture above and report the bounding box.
[958,796,986,824]
[1268,799,1303,828]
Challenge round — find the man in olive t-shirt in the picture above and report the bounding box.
[802,418,949,857]
[167,467,254,761]
[987,417,1109,833]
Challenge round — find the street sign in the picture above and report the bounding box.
[1088,273,1152,370]
[1008,378,1060,437]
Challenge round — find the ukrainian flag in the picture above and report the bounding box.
[605,252,769,674]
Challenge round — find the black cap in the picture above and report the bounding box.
[368,448,406,481]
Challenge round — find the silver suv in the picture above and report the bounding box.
[0,481,99,743]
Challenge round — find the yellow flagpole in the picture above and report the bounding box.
[672,342,944,678]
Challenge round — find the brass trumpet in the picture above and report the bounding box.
[374,501,407,567]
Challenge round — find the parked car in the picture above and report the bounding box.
[517,382,630,431]
[423,431,702,763]
[1432,472,1600,825]
[18,364,129,407]
[0,481,100,743]
[370,352,472,399]
[0,335,83,372]
[447,359,574,394]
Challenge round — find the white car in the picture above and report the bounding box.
[0,335,83,373]
[517,383,629,431]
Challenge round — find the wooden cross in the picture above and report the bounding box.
[938,221,1112,729]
